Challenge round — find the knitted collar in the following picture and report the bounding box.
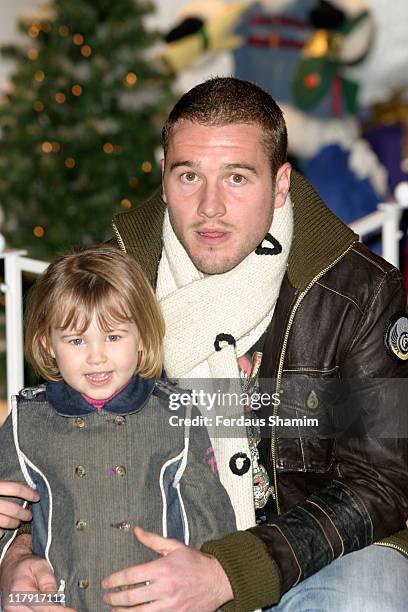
[112,170,358,291]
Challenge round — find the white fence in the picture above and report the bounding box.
[1,190,408,411]
[0,250,48,411]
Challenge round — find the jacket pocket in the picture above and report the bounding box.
[273,374,338,472]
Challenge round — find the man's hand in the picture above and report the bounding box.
[102,526,233,611]
[0,481,39,537]
[0,534,76,612]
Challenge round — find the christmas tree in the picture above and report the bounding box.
[0,0,174,260]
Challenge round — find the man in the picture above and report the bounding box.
[1,77,408,611]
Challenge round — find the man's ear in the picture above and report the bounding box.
[274,162,291,209]
[161,158,167,203]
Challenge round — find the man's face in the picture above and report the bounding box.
[162,121,291,275]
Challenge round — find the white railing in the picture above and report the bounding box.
[1,188,408,410]
[349,202,403,268]
[0,250,48,411]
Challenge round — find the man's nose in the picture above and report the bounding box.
[86,342,107,365]
[197,182,226,218]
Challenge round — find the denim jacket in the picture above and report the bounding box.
[0,377,236,611]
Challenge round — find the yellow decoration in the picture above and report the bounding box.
[103,143,114,154]
[161,2,246,73]
[28,48,39,61]
[59,25,69,37]
[81,45,92,57]
[34,101,44,112]
[55,92,66,103]
[73,33,84,45]
[121,198,132,209]
[370,91,408,172]
[65,157,76,168]
[303,29,344,60]
[35,70,45,82]
[303,30,329,58]
[33,226,45,237]
[141,161,152,173]
[124,72,138,86]
[29,23,41,38]
[41,141,53,153]
[71,84,82,96]
[51,142,61,152]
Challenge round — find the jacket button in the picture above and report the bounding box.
[229,452,251,476]
[75,465,86,477]
[75,519,87,531]
[111,521,131,530]
[114,415,126,425]
[74,417,85,428]
[78,579,89,589]
[115,465,126,476]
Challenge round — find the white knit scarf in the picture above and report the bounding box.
[156,197,293,529]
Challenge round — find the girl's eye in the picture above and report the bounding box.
[107,335,120,342]
[69,338,84,346]
[230,174,245,185]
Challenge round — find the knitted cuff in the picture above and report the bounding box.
[201,531,281,611]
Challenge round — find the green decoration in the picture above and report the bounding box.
[0,0,175,260]
[292,57,337,111]
[197,26,210,51]
[341,76,359,115]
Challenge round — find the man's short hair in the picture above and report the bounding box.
[25,245,165,381]
[162,77,288,175]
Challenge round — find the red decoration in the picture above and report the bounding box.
[304,73,320,89]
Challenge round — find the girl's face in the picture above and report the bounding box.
[48,314,141,399]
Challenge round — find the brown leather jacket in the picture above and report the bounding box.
[112,171,408,611]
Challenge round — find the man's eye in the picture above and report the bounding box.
[230,174,245,185]
[107,335,120,342]
[69,338,84,346]
[182,172,198,183]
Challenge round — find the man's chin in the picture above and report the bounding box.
[192,255,242,276]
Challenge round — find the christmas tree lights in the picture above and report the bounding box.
[0,0,174,259]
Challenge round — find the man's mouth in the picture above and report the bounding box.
[195,230,230,245]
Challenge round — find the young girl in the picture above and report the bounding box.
[0,245,235,611]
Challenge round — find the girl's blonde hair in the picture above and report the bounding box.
[25,245,165,380]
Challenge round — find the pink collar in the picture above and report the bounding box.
[81,380,131,411]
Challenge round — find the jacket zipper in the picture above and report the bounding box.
[375,540,408,558]
[112,221,127,253]
[272,244,355,516]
